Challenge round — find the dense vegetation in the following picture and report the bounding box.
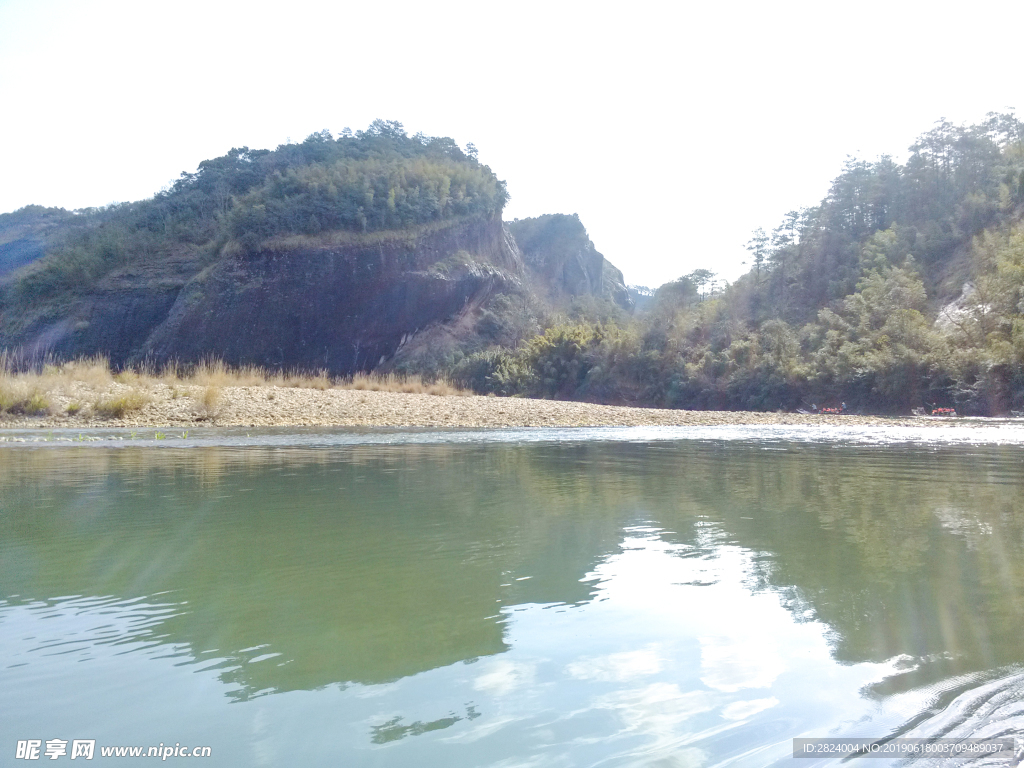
[7,112,1024,414]
[2,121,507,303]
[450,113,1024,415]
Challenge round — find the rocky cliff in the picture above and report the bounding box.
[142,216,521,371]
[1,206,636,375]
[2,214,524,373]
[507,214,633,312]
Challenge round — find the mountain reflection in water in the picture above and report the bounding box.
[1,438,1023,766]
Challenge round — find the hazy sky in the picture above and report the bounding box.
[0,0,1020,287]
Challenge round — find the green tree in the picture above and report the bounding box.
[745,227,770,280]
[685,269,717,301]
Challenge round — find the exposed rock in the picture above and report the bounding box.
[1,209,637,376]
[4,215,522,374]
[140,215,519,372]
[935,281,990,332]
[508,214,633,311]
[627,285,657,312]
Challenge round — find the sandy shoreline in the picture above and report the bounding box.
[0,382,962,429]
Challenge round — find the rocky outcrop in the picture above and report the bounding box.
[1,210,638,374]
[935,282,990,333]
[507,213,633,311]
[150,215,522,372]
[5,215,523,373]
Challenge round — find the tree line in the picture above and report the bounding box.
[446,112,1024,415]
[4,121,508,304]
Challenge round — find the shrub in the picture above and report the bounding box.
[14,392,51,415]
[450,348,530,396]
[521,324,601,398]
[0,385,16,413]
[0,385,51,415]
[198,386,221,418]
[94,392,147,419]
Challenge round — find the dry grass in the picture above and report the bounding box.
[1,352,112,403]
[0,389,52,415]
[0,353,60,416]
[285,370,333,390]
[58,356,114,388]
[346,372,469,396]
[188,359,267,388]
[113,369,140,385]
[94,392,148,419]
[0,352,471,422]
[0,384,19,413]
[24,392,52,415]
[198,386,221,419]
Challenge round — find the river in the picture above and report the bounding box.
[2,427,1023,766]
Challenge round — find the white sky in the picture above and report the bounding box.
[0,0,1020,287]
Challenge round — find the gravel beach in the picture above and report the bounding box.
[0,381,956,429]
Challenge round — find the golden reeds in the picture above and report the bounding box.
[0,352,471,421]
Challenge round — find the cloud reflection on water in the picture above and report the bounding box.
[4,438,1024,766]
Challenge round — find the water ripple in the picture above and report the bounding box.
[899,669,1024,766]
[5,423,1024,449]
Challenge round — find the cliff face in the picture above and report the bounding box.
[0,128,647,380]
[143,216,520,371]
[507,214,633,311]
[1,209,638,375]
[3,215,522,373]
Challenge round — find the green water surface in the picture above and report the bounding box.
[1,434,1023,766]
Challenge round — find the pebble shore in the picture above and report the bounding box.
[0,382,952,429]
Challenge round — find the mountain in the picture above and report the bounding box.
[451,113,1024,414]
[10,114,1021,415]
[0,123,628,374]
[508,214,632,312]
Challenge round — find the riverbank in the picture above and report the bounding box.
[0,379,953,429]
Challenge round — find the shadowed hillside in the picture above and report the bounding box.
[0,123,634,378]
[0,122,518,372]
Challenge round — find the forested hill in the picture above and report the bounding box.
[0,122,526,371]
[735,113,1024,324]
[3,120,508,307]
[6,113,1024,415]
[451,113,1024,415]
[664,112,1024,414]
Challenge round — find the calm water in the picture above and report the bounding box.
[2,428,1023,766]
